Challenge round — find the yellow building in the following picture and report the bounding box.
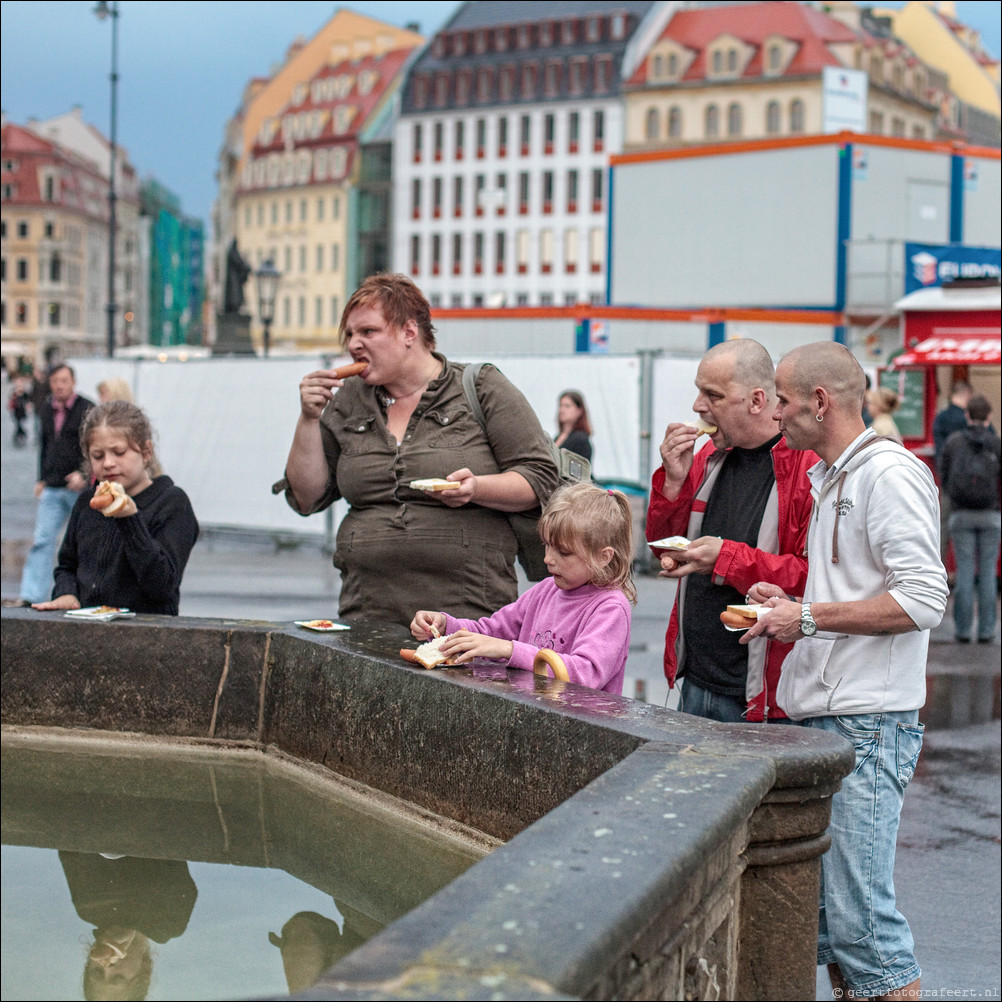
[216,10,423,352]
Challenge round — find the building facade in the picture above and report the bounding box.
[392,1,661,309]
[623,1,949,151]
[1,115,141,361]
[215,10,423,351]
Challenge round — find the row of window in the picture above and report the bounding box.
[242,193,343,230]
[412,110,606,163]
[429,290,604,308]
[643,99,806,141]
[269,294,341,330]
[1,300,80,328]
[1,254,78,284]
[409,168,604,219]
[412,53,618,109]
[407,227,605,278]
[430,14,628,60]
[241,243,343,275]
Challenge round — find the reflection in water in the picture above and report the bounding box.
[60,852,196,1001]
[1,736,486,1001]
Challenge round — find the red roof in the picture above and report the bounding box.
[631,1,858,85]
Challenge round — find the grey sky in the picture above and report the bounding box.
[2,1,998,230]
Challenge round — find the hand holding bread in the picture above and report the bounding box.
[90,481,137,518]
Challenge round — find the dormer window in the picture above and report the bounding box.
[768,44,782,71]
[727,48,738,72]
[474,30,488,54]
[517,24,532,49]
[586,17,602,43]
[712,50,723,74]
[611,13,626,40]
[668,52,678,77]
[539,21,553,47]
[454,32,467,57]
[652,54,663,78]
[561,20,577,45]
[495,27,509,51]
[432,35,447,58]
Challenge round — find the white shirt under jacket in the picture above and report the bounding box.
[777,429,949,721]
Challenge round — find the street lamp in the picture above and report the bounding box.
[93,0,119,358]
[255,259,281,357]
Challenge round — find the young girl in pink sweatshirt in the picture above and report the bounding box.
[411,482,635,694]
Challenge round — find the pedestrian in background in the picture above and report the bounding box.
[940,394,1001,644]
[554,390,592,462]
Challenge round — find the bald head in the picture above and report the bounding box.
[780,342,865,416]
[705,338,776,397]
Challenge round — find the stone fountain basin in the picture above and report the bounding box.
[1,609,852,1000]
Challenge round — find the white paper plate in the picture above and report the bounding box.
[295,620,350,632]
[64,607,136,622]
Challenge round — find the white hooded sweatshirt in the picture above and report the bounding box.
[777,430,948,720]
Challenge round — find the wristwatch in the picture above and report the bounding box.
[800,603,817,637]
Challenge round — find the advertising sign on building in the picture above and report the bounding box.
[822,67,868,133]
[904,242,1002,293]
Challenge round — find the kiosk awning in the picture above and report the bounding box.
[894,333,1001,367]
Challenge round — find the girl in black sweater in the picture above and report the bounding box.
[32,402,199,615]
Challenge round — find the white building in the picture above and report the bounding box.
[392,1,671,309]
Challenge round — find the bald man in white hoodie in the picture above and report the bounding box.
[743,341,948,1002]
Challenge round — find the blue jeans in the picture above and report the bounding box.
[680,678,748,722]
[18,486,79,602]
[949,508,1001,641]
[807,711,924,996]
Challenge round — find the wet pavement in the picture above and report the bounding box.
[2,400,999,999]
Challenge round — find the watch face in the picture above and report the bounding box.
[801,618,817,637]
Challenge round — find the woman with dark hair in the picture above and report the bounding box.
[279,274,559,626]
[555,390,592,462]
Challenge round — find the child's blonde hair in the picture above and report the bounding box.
[538,482,636,604]
[80,401,162,477]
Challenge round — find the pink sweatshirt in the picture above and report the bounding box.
[443,578,632,695]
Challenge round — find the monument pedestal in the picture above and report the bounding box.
[213,313,256,355]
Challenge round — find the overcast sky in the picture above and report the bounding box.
[2,1,998,231]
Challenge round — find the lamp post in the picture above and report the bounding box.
[255,259,281,357]
[93,0,119,358]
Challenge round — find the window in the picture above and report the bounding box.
[333,195,340,219]
[431,233,442,275]
[315,296,323,326]
[282,297,291,327]
[564,229,578,273]
[539,21,553,47]
[495,173,507,215]
[299,245,307,272]
[668,106,682,139]
[244,205,252,228]
[43,175,55,201]
[517,24,532,49]
[518,172,530,214]
[544,61,561,97]
[790,99,805,133]
[331,297,340,325]
[595,56,612,93]
[521,63,537,99]
[17,259,28,281]
[517,229,530,273]
[712,51,723,74]
[593,110,605,152]
[891,116,906,137]
[49,253,61,283]
[475,174,486,216]
[451,294,463,307]
[520,114,531,156]
[542,171,554,214]
[668,53,678,77]
[611,13,626,39]
[17,221,28,238]
[589,227,603,273]
[452,233,462,275]
[48,302,61,327]
[498,116,509,156]
[410,234,420,275]
[474,29,487,54]
[727,102,742,137]
[453,176,464,217]
[586,16,601,42]
[727,48,738,72]
[567,169,578,212]
[411,178,421,219]
[652,54,663,79]
[257,204,265,226]
[768,44,782,71]
[413,122,423,163]
[413,74,429,109]
[477,67,493,103]
[433,177,443,218]
[285,200,293,223]
[316,244,325,271]
[499,65,515,101]
[495,231,506,274]
[561,20,577,45]
[568,111,580,152]
[331,243,340,270]
[569,58,587,95]
[591,168,603,212]
[476,118,486,158]
[434,121,444,161]
[456,68,471,105]
[544,113,555,153]
[646,107,659,140]
[455,119,465,160]
[766,101,781,134]
[705,104,719,138]
[300,198,308,222]
[540,229,554,273]
[16,302,27,324]
[474,232,484,274]
[495,27,509,51]
[298,295,306,327]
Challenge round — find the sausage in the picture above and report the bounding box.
[333,361,367,379]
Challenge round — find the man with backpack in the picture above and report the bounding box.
[940,394,1001,644]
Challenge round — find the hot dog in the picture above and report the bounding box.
[90,480,130,517]
[410,478,462,492]
[333,361,367,379]
[719,604,765,630]
[685,419,718,437]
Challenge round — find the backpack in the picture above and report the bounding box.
[461,363,591,580]
[945,430,1000,510]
